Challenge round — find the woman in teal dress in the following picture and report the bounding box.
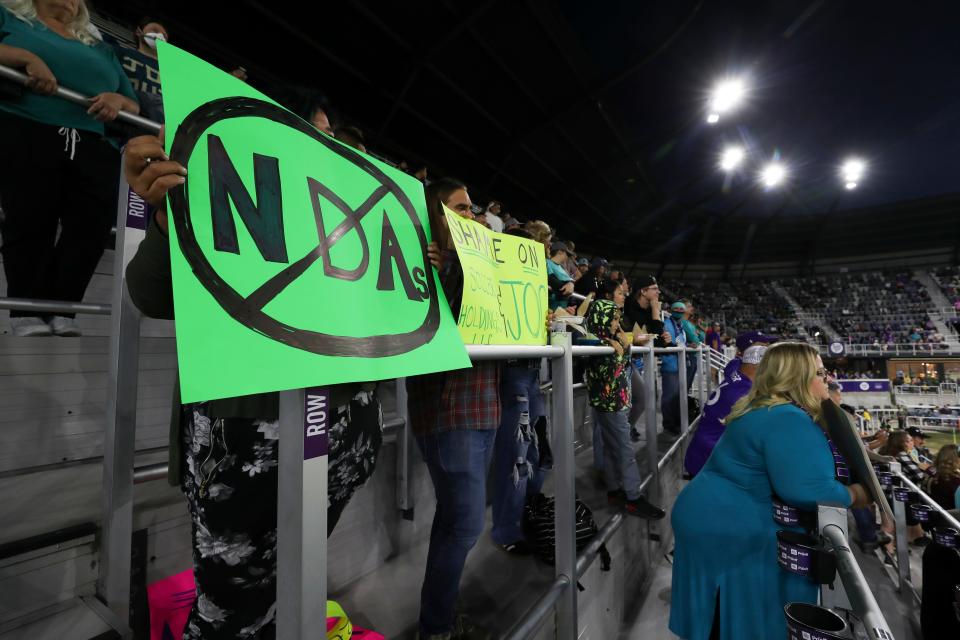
[669,342,871,640]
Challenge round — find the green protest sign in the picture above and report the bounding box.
[444,207,548,345]
[158,43,469,402]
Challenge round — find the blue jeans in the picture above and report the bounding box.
[596,408,642,500]
[492,367,545,545]
[417,429,496,636]
[661,370,681,433]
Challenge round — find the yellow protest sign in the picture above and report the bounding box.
[444,207,548,345]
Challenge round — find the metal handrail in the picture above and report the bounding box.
[503,417,701,640]
[0,297,111,315]
[895,474,960,530]
[820,524,896,639]
[0,64,161,133]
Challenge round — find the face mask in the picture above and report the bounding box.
[143,32,167,49]
[671,311,685,320]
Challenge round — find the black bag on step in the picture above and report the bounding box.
[523,493,611,574]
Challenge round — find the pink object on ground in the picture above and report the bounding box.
[147,569,195,640]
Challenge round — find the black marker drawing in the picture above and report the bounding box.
[167,97,440,357]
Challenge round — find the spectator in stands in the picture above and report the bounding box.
[660,301,689,435]
[827,383,893,551]
[680,299,702,389]
[880,431,929,485]
[928,445,960,512]
[523,220,551,258]
[670,342,870,640]
[489,231,547,556]
[411,176,502,638]
[906,426,933,463]
[110,16,165,121]
[547,241,574,310]
[622,275,665,441]
[684,342,767,477]
[0,0,140,337]
[334,124,366,153]
[574,257,607,297]
[483,200,504,232]
[585,278,664,519]
[562,240,579,279]
[502,213,520,231]
[121,133,387,638]
[706,321,723,352]
[576,257,589,278]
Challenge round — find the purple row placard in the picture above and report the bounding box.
[126,186,150,230]
[303,387,330,460]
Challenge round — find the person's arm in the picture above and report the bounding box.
[0,43,57,94]
[122,134,186,319]
[763,409,855,510]
[126,214,174,319]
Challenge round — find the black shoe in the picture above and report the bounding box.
[875,531,893,546]
[607,489,627,506]
[910,535,931,548]
[500,540,533,556]
[630,428,641,442]
[624,496,666,520]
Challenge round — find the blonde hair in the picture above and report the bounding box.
[2,0,98,46]
[524,220,552,254]
[725,342,823,424]
[934,445,960,480]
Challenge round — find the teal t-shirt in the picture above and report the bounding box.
[0,7,137,135]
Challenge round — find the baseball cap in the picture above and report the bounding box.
[591,257,609,269]
[635,275,657,289]
[670,301,687,312]
[742,344,768,365]
[735,330,779,352]
[576,257,588,266]
[550,240,569,254]
[906,427,927,439]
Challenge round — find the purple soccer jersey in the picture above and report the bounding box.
[684,368,753,477]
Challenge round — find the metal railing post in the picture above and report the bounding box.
[550,332,577,640]
[678,347,689,435]
[97,161,147,626]
[820,522,896,639]
[889,463,911,592]
[395,378,414,516]
[817,506,852,611]
[698,345,708,409]
[643,346,659,507]
[277,388,327,640]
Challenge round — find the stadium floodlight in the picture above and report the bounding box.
[707,78,746,124]
[841,158,865,188]
[720,146,745,171]
[760,162,786,188]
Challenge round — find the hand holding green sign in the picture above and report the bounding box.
[444,207,548,345]
[158,43,469,402]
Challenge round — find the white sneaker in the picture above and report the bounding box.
[50,316,82,337]
[10,317,53,337]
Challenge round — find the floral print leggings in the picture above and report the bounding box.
[181,389,382,639]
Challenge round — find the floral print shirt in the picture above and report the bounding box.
[585,299,632,412]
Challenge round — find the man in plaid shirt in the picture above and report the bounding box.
[407,178,500,640]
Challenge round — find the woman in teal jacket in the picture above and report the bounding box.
[669,342,870,640]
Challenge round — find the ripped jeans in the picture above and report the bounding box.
[491,366,546,545]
